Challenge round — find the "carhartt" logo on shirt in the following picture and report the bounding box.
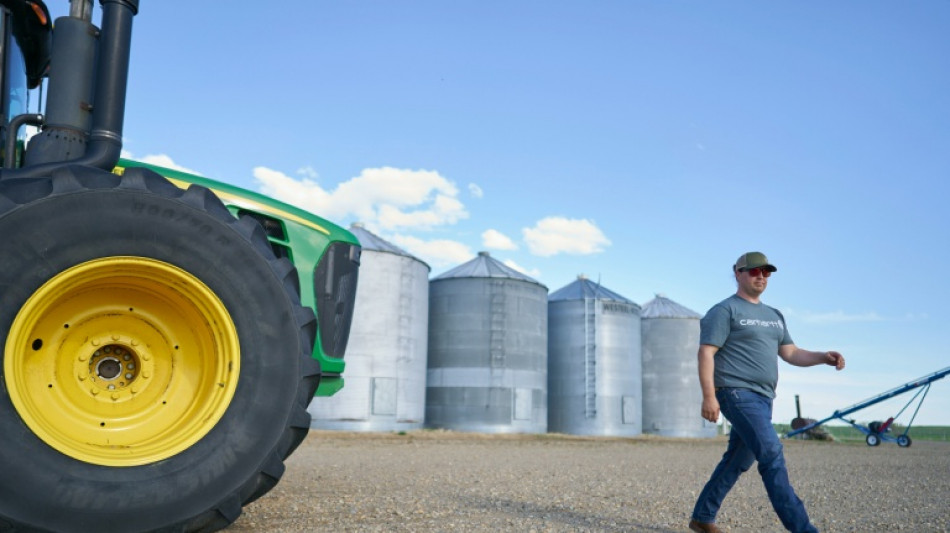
[739,319,784,329]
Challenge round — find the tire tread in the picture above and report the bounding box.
[0,165,320,533]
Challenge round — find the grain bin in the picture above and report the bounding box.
[641,295,717,438]
[308,223,430,432]
[426,252,548,434]
[548,276,642,436]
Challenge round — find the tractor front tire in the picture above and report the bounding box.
[0,165,318,532]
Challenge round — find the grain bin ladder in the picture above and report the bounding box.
[785,366,950,447]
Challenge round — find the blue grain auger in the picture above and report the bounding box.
[786,366,950,447]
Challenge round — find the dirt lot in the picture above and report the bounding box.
[229,430,949,532]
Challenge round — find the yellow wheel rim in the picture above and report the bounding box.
[5,257,240,467]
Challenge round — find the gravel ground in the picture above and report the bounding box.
[229,430,949,532]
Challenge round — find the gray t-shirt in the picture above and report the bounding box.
[700,294,793,398]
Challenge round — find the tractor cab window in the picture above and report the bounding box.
[0,9,27,167]
[1,10,30,167]
[4,24,29,119]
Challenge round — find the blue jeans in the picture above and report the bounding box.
[692,388,818,533]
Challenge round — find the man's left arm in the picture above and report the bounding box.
[778,344,845,370]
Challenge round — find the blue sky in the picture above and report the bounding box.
[41,2,949,426]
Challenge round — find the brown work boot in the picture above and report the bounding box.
[688,519,724,533]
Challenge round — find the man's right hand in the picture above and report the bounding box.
[697,344,720,423]
[701,396,720,423]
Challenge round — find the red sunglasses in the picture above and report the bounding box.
[741,267,772,278]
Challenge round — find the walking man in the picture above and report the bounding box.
[689,252,845,533]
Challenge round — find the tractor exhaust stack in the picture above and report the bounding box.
[1,0,139,179]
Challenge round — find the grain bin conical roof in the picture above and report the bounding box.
[349,223,429,269]
[433,251,545,287]
[549,275,638,307]
[641,294,701,319]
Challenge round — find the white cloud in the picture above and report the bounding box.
[254,166,468,231]
[522,216,611,257]
[482,229,518,251]
[388,234,472,267]
[121,152,201,175]
[296,166,319,180]
[468,183,483,198]
[140,154,201,175]
[253,165,332,208]
[503,259,540,278]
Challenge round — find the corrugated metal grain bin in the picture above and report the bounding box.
[426,252,548,434]
[308,224,430,432]
[548,276,642,436]
[641,295,717,438]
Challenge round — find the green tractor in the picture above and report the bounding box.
[0,1,360,531]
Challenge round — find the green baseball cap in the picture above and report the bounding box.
[734,251,777,272]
